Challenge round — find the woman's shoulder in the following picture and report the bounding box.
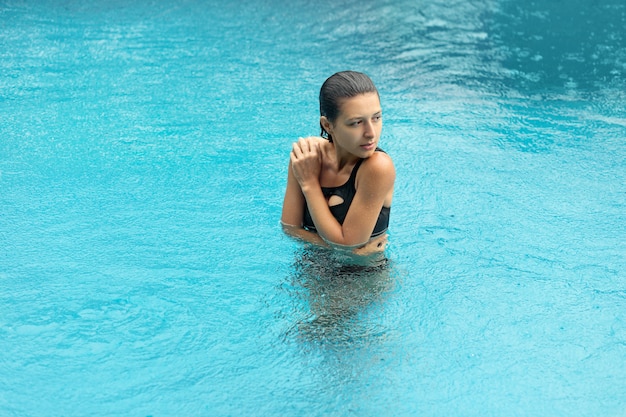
[362,149,395,174]
[356,150,395,190]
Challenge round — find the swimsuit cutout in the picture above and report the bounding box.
[303,148,390,238]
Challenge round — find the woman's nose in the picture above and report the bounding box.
[364,121,375,137]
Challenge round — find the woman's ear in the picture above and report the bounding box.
[320,116,333,135]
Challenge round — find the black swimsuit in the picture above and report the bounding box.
[302,149,390,238]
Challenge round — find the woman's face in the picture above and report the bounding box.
[324,92,382,159]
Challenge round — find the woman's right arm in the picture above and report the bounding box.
[281,159,305,226]
[281,159,329,247]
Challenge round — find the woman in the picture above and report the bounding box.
[281,71,395,254]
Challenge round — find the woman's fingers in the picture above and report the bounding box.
[291,141,302,158]
[291,137,318,159]
[289,137,322,187]
[298,137,311,153]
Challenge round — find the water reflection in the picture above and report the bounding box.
[491,0,625,94]
[349,0,625,100]
[280,246,396,350]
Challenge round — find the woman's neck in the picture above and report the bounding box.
[332,143,360,172]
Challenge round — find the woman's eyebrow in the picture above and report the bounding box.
[346,110,382,120]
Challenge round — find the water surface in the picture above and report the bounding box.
[1,0,625,416]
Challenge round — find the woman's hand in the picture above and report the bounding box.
[290,137,322,191]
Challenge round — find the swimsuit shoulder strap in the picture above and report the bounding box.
[350,158,365,182]
[350,148,385,184]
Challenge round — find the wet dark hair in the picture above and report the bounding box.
[319,71,379,142]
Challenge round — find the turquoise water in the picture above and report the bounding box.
[1,0,625,416]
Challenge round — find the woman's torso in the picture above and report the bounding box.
[302,147,390,238]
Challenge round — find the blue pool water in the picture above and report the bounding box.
[1,0,625,416]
